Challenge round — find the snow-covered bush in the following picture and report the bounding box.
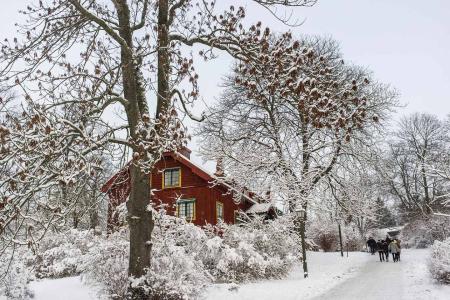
[202,216,299,282]
[342,226,363,251]
[18,211,301,299]
[308,218,338,252]
[0,254,34,300]
[308,217,363,252]
[138,244,211,300]
[34,229,97,278]
[83,215,211,300]
[401,217,450,249]
[133,213,211,300]
[82,229,129,299]
[429,237,450,284]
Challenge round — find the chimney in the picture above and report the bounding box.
[214,157,225,177]
[178,146,191,159]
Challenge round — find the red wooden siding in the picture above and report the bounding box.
[150,155,252,226]
[102,151,256,228]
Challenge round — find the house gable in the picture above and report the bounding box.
[101,151,256,227]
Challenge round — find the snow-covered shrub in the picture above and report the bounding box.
[201,216,299,282]
[34,229,97,278]
[139,244,210,300]
[22,210,301,299]
[133,213,211,300]
[308,217,363,252]
[401,217,450,249]
[0,254,34,300]
[429,237,450,284]
[82,229,129,299]
[83,215,211,300]
[342,226,363,251]
[308,218,338,252]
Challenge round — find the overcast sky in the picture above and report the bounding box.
[1,1,449,169]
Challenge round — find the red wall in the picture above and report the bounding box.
[150,156,252,225]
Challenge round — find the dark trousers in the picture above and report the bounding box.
[378,251,385,262]
[392,253,399,262]
[384,251,389,261]
[370,247,376,255]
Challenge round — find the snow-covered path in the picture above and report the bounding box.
[314,249,449,300]
[313,253,406,300]
[206,249,450,300]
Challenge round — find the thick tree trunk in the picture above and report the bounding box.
[127,165,153,277]
[113,1,154,295]
[114,1,170,297]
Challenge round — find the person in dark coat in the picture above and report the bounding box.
[367,237,377,255]
[385,236,392,245]
[376,240,385,262]
[382,240,389,262]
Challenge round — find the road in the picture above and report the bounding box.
[313,249,448,300]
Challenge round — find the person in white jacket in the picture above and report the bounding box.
[388,240,400,262]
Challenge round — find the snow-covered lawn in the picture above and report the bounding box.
[27,249,450,300]
[29,276,98,300]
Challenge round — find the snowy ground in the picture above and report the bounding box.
[205,251,370,300]
[29,276,98,300]
[27,249,450,300]
[205,249,450,300]
[315,249,450,300]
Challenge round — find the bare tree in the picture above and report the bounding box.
[198,35,397,276]
[379,113,450,220]
[198,35,397,213]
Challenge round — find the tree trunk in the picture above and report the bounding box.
[127,165,153,278]
[114,1,154,295]
[89,207,99,230]
[73,211,79,229]
[157,0,170,117]
[298,207,308,278]
[338,223,343,257]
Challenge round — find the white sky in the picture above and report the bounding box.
[1,1,449,170]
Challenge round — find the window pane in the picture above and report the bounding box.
[164,171,171,186]
[217,202,223,221]
[171,169,179,186]
[164,168,180,187]
[177,200,195,220]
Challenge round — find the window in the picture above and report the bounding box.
[216,201,224,222]
[163,168,181,188]
[177,199,195,221]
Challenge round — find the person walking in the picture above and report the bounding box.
[382,240,389,262]
[396,239,401,261]
[367,237,377,255]
[388,240,400,262]
[385,236,392,245]
[376,240,385,262]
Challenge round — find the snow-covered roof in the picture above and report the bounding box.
[245,202,274,214]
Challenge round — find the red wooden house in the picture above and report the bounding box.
[101,148,274,228]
